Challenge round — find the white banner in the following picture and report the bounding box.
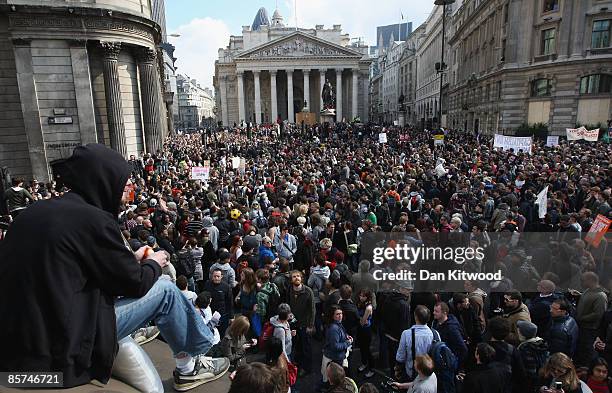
[566,127,599,141]
[379,133,387,144]
[232,157,241,169]
[190,166,209,181]
[493,134,532,154]
[546,135,559,147]
[536,186,548,219]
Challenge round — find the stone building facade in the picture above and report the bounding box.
[176,74,214,128]
[447,0,612,135]
[0,0,167,181]
[214,8,371,126]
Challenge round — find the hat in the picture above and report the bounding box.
[262,236,272,244]
[146,236,156,246]
[149,198,157,207]
[297,216,307,226]
[320,238,332,250]
[517,320,538,339]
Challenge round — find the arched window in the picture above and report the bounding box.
[531,78,552,97]
[580,74,612,94]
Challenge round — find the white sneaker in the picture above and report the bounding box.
[131,326,160,345]
[173,356,230,391]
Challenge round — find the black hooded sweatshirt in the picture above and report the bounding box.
[0,144,162,387]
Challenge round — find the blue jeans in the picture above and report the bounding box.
[115,278,215,357]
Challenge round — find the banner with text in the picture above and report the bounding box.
[493,134,532,154]
[566,127,599,141]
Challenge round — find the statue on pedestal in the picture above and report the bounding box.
[322,79,335,110]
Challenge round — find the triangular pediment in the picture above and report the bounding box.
[236,31,363,59]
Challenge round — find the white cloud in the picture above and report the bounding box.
[284,0,434,46]
[172,17,230,91]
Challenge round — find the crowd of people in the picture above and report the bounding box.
[1,121,612,393]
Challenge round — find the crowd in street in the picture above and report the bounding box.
[2,121,612,393]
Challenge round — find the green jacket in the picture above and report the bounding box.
[576,287,608,329]
[256,281,279,318]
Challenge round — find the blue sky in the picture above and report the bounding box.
[164,0,433,90]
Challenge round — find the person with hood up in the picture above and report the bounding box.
[270,303,295,359]
[0,144,227,392]
[209,249,237,288]
[432,302,468,365]
[515,320,549,393]
[351,260,378,308]
[203,215,219,251]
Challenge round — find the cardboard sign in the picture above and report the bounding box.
[433,134,444,146]
[493,134,532,154]
[566,127,599,141]
[190,166,209,181]
[585,214,611,247]
[379,133,387,144]
[546,135,559,147]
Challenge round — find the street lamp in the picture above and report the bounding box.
[434,0,455,130]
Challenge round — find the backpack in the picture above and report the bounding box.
[254,211,268,229]
[175,248,195,279]
[263,283,281,320]
[429,329,458,393]
[410,195,421,212]
[335,263,353,286]
[259,321,275,350]
[517,339,549,380]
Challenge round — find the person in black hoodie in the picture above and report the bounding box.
[461,343,510,393]
[486,317,526,393]
[0,144,227,391]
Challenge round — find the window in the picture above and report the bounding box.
[541,28,556,55]
[592,20,611,48]
[543,0,559,12]
[580,74,612,94]
[531,78,552,97]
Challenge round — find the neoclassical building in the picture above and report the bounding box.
[214,8,371,126]
[447,0,612,134]
[0,0,167,181]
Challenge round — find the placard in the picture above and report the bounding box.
[378,133,387,144]
[493,134,532,154]
[566,127,599,141]
[546,135,559,147]
[585,214,611,247]
[190,166,208,181]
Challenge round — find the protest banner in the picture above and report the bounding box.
[379,132,387,144]
[190,166,208,181]
[546,135,559,147]
[585,214,611,247]
[566,127,599,141]
[493,134,532,154]
[433,134,445,146]
[232,157,241,169]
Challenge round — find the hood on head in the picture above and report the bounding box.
[55,143,130,215]
[203,216,214,227]
[359,260,370,273]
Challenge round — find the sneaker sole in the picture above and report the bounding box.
[173,367,229,391]
[137,330,160,346]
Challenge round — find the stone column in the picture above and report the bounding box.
[303,69,310,112]
[13,38,50,181]
[254,70,262,124]
[69,40,97,144]
[362,71,369,122]
[351,69,359,121]
[237,71,246,124]
[219,75,229,126]
[100,41,127,157]
[287,69,294,123]
[319,69,326,111]
[136,47,163,155]
[336,68,343,122]
[270,70,278,123]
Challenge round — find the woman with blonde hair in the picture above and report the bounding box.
[539,352,593,393]
[208,315,256,371]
